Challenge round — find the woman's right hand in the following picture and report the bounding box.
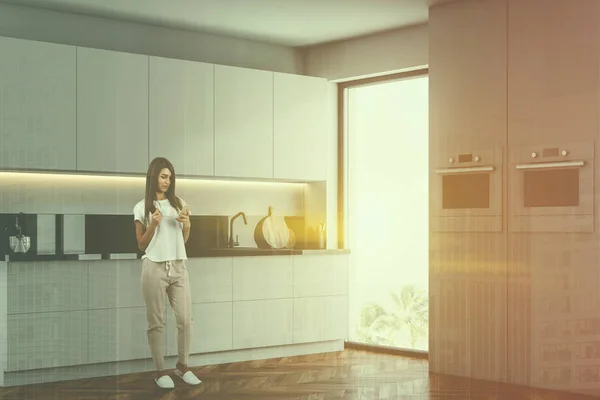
[150,209,162,227]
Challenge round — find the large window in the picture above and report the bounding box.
[345,74,429,351]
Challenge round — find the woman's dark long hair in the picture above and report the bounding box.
[144,157,183,225]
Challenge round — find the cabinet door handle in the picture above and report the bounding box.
[515,161,585,170]
[435,166,494,174]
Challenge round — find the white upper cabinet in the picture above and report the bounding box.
[76,47,149,174]
[0,36,334,180]
[214,65,274,179]
[273,73,329,181]
[0,36,76,170]
[149,56,214,176]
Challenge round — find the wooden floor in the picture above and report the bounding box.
[0,349,597,400]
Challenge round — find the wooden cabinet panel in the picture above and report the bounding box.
[506,0,600,392]
[429,0,508,383]
[508,0,599,146]
[467,280,507,382]
[429,0,507,154]
[428,276,470,377]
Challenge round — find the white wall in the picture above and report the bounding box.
[302,25,429,248]
[304,24,428,81]
[325,84,339,248]
[0,2,304,74]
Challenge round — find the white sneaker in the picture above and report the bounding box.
[174,368,202,385]
[155,374,175,389]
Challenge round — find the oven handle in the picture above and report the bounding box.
[435,166,495,174]
[515,161,585,170]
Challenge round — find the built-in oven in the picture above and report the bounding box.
[431,147,503,232]
[509,141,594,233]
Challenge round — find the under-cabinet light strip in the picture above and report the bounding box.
[0,170,306,186]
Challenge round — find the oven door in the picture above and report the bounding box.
[431,148,503,232]
[510,142,594,233]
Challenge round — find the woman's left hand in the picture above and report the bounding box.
[177,206,191,225]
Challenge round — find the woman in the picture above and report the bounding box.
[133,157,201,389]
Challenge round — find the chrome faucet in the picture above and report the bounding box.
[228,212,247,248]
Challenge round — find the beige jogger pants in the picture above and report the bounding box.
[141,258,193,371]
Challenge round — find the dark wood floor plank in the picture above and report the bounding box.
[1,350,598,400]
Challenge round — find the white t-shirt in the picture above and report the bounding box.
[133,197,189,262]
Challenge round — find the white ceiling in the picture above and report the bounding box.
[0,0,455,47]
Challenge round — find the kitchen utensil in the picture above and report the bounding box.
[9,235,30,253]
[287,228,297,248]
[9,213,31,254]
[281,216,304,249]
[318,221,326,249]
[254,206,290,249]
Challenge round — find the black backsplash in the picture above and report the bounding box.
[84,215,229,256]
[85,214,141,255]
[186,216,228,256]
[0,213,304,257]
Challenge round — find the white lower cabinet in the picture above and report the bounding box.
[293,255,349,297]
[86,261,154,364]
[166,302,233,356]
[88,307,152,364]
[232,299,294,349]
[293,295,348,344]
[7,311,87,371]
[7,261,88,314]
[87,260,145,309]
[186,258,233,303]
[3,255,349,373]
[232,256,293,301]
